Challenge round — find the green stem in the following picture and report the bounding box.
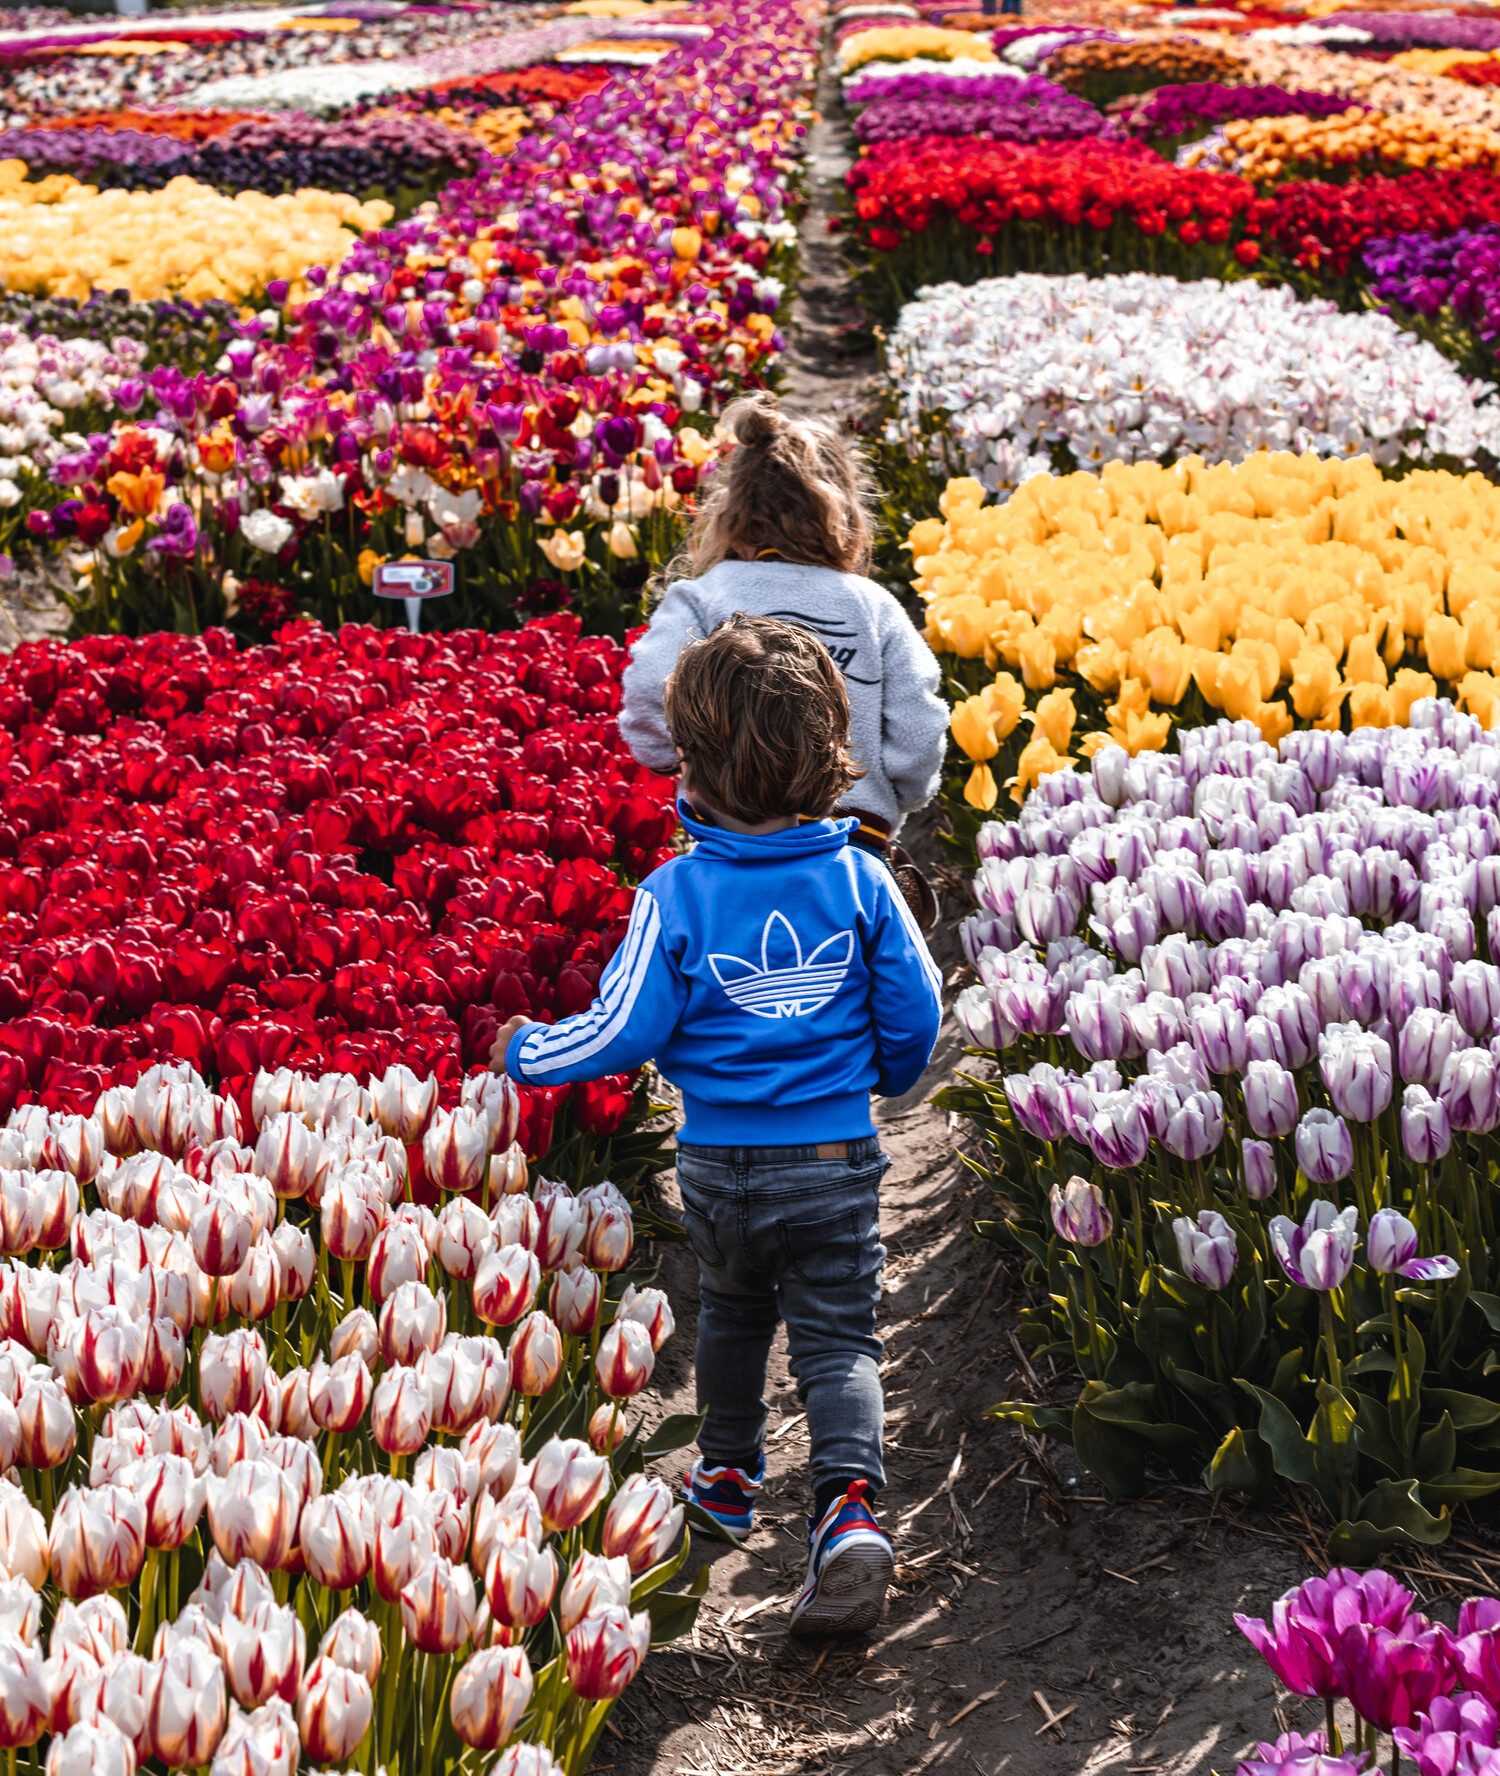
[1326,1698,1340,1757]
[133,1548,160,1655]
[1081,1255,1106,1382]
[1320,1289,1344,1389]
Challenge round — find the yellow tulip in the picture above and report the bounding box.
[964,763,998,811]
[1465,603,1499,671]
[1137,631,1192,705]
[1008,734,1069,805]
[1108,708,1172,756]
[357,549,385,587]
[1425,612,1468,681]
[1391,668,1437,727]
[1016,628,1057,692]
[1349,684,1395,730]
[539,531,586,573]
[1344,630,1388,687]
[1290,646,1345,722]
[984,672,1025,743]
[1030,687,1076,755]
[950,695,1000,764]
[1460,671,1500,730]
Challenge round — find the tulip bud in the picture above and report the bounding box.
[463,1072,520,1154]
[508,1312,563,1398]
[221,1603,303,1709]
[400,1555,477,1653]
[45,1719,134,1776]
[596,1318,654,1400]
[143,1634,226,1767]
[205,1698,296,1776]
[318,1607,382,1684]
[269,1221,313,1304]
[565,1604,650,1700]
[190,1195,255,1279]
[602,1472,683,1573]
[559,1551,632,1635]
[366,1219,429,1306]
[199,1329,268,1424]
[97,1088,141,1159]
[474,1244,540,1328]
[450,1643,533,1751]
[49,1486,146,1600]
[1171,1210,1237,1291]
[615,1283,675,1352]
[423,1107,489,1195]
[308,1354,372,1434]
[1295,1109,1354,1186]
[485,1539,558,1629]
[72,1308,144,1407]
[253,1115,323,1201]
[533,1191,585,1272]
[135,1455,205,1551]
[371,1365,431,1456]
[1049,1177,1112,1248]
[223,1236,280,1322]
[139,1319,185,1398]
[17,1373,75,1471]
[1403,1084,1453,1165]
[531,1436,609,1533]
[583,1201,633,1273]
[0,1632,47,1749]
[461,1419,521,1498]
[491,1193,538,1250]
[550,1263,600,1336]
[1242,1139,1277,1202]
[489,1144,528,1200]
[371,1065,437,1144]
[589,1403,626,1454]
[321,1172,385,1262]
[296,1656,372,1765]
[373,1512,439,1605]
[435,1197,494,1281]
[299,1493,371,1591]
[473,1485,542,1575]
[207,1462,299,1571]
[379,1280,447,1367]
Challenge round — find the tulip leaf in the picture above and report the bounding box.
[1467,1291,1500,1334]
[1071,1386,1146,1500]
[641,1411,708,1461]
[1418,1466,1500,1503]
[644,1562,712,1645]
[566,1700,620,1776]
[1310,1382,1360,1519]
[1349,1390,1403,1477]
[1204,1425,1274,1500]
[1160,1360,1236,1433]
[1327,1479,1450,1560]
[986,1402,1075,1442]
[1389,1320,1426,1462]
[632,1527,692,1603]
[1425,1388,1500,1431]
[1415,1411,1458,1483]
[1239,1382,1319,1490]
[1268,1347,1309,1404]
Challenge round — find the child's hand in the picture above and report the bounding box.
[488,1014,531,1074]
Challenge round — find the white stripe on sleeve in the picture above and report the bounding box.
[517,890,663,1077]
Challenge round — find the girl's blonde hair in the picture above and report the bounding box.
[670,393,875,580]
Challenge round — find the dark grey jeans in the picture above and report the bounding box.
[676,1137,889,1499]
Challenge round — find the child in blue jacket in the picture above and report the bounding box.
[491,613,942,1636]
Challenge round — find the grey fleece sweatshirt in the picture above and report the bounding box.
[618,560,950,833]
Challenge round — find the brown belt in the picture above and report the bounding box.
[815,1142,849,1159]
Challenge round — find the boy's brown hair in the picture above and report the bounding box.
[663,614,862,824]
[670,393,875,579]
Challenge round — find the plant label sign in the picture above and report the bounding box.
[372,559,455,632]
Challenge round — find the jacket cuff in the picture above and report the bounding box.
[504,1023,546,1084]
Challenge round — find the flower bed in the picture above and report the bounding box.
[847,137,1268,312]
[911,457,1500,822]
[1044,36,1249,107]
[6,0,816,641]
[1122,80,1365,150]
[1263,166,1500,279]
[1183,107,1500,183]
[849,72,1113,146]
[881,272,1500,499]
[941,705,1500,1552]
[1362,222,1500,377]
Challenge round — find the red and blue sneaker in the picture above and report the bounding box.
[789,1480,893,1636]
[684,1457,765,1542]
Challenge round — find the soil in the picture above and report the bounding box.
[604,53,1314,1776]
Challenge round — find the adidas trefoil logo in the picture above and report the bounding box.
[708,910,854,1020]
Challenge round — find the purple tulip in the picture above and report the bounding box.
[1049,1176,1112,1247]
[1243,1139,1277,1201]
[1441,1048,1500,1134]
[1244,1061,1298,1139]
[1399,1009,1467,1092]
[1199,878,1248,943]
[1340,1620,1454,1732]
[1393,1692,1500,1776]
[1193,999,1247,1075]
[954,983,1016,1054]
[1238,1570,1414,1705]
[1320,1027,1394,1124]
[1005,1066,1070,1143]
[1271,1200,1358,1290]
[1068,982,1136,1064]
[1237,1734,1370,1776]
[1108,898,1158,966]
[1162,1090,1225,1163]
[1084,1092,1149,1171]
[1260,985,1320,1070]
[1016,885,1081,948]
[992,973,1067,1037]
[1453,962,1500,1041]
[1366,1207,1458,1281]
[1295,1110,1355,1186]
[1402,1085,1453,1166]
[1148,1043,1211,1096]
[1128,992,1190,1055]
[1172,1209,1236,1289]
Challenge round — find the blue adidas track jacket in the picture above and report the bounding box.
[504,804,943,1145]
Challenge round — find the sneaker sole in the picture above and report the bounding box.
[788,1536,894,1637]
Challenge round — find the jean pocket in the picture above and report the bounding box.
[681,1204,726,1272]
[776,1204,869,1285]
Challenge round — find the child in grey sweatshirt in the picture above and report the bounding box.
[620,396,950,860]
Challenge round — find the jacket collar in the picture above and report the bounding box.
[676,800,854,861]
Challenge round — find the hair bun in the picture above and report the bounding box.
[725,394,784,451]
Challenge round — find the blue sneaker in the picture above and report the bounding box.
[789,1479,894,1637]
[684,1457,765,1542]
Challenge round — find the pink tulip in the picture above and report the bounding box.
[49,1487,146,1600]
[602,1473,683,1573]
[596,1319,654,1399]
[565,1604,651,1700]
[400,1555,477,1653]
[474,1245,540,1329]
[589,1403,627,1454]
[300,1493,370,1591]
[371,1365,431,1456]
[296,1656,372,1765]
[450,1644,533,1751]
[531,1436,609,1533]
[485,1540,559,1630]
